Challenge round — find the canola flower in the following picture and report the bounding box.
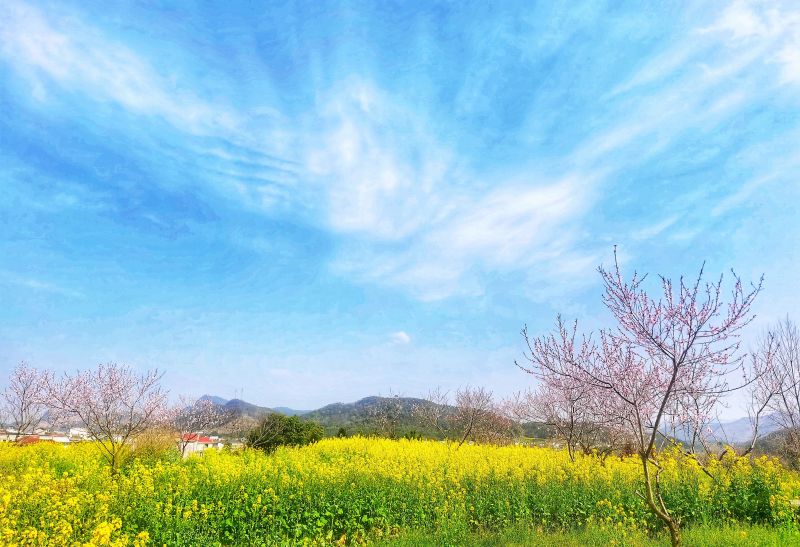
[0,438,798,545]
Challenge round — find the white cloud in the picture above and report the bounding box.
[330,171,598,301]
[631,216,680,241]
[776,38,800,84]
[699,1,800,87]
[300,80,608,301]
[4,0,799,305]
[0,270,82,298]
[711,172,781,217]
[0,1,237,135]
[701,1,770,40]
[305,79,456,240]
[389,331,411,344]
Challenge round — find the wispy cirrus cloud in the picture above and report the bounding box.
[0,1,236,134]
[697,0,800,86]
[2,0,800,307]
[302,78,603,300]
[0,270,82,298]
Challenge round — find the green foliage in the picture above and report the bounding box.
[245,413,324,453]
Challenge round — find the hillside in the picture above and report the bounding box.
[201,394,551,440]
[303,395,433,436]
[709,413,781,444]
[199,395,307,419]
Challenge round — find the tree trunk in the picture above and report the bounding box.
[641,454,680,546]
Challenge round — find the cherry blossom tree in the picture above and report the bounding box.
[748,318,800,466]
[506,381,624,461]
[518,250,763,546]
[696,330,781,458]
[169,396,229,456]
[415,386,513,447]
[368,391,407,439]
[453,386,514,446]
[413,387,453,440]
[1,362,49,440]
[46,362,167,472]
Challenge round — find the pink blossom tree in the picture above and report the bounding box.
[1,362,49,440]
[506,379,625,461]
[368,391,408,439]
[518,250,763,546]
[169,396,229,456]
[415,386,513,447]
[45,362,167,472]
[747,318,800,466]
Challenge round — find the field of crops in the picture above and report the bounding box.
[1,438,800,545]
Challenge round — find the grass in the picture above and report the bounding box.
[378,524,800,546]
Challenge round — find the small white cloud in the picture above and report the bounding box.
[631,216,679,241]
[389,331,411,344]
[0,270,82,298]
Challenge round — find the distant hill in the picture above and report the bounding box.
[272,407,310,416]
[306,395,427,421]
[201,394,549,440]
[199,395,308,419]
[303,395,431,436]
[199,395,228,406]
[223,398,272,417]
[708,413,781,444]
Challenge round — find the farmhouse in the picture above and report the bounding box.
[181,433,224,455]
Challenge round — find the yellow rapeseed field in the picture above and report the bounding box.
[0,438,798,545]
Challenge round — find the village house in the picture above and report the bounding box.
[14,434,71,446]
[180,433,224,455]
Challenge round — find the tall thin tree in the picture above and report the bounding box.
[519,250,764,546]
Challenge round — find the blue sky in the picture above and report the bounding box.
[1,1,799,414]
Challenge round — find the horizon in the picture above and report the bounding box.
[2,1,799,420]
[196,392,764,425]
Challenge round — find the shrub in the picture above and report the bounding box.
[246,413,323,453]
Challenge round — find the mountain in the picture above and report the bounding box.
[667,413,783,445]
[200,396,308,418]
[271,407,310,416]
[201,394,442,436]
[303,395,435,436]
[306,395,427,419]
[709,413,782,444]
[200,394,547,439]
[199,395,228,406]
[223,398,273,418]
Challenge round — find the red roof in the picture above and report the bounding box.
[17,435,42,445]
[181,434,215,443]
